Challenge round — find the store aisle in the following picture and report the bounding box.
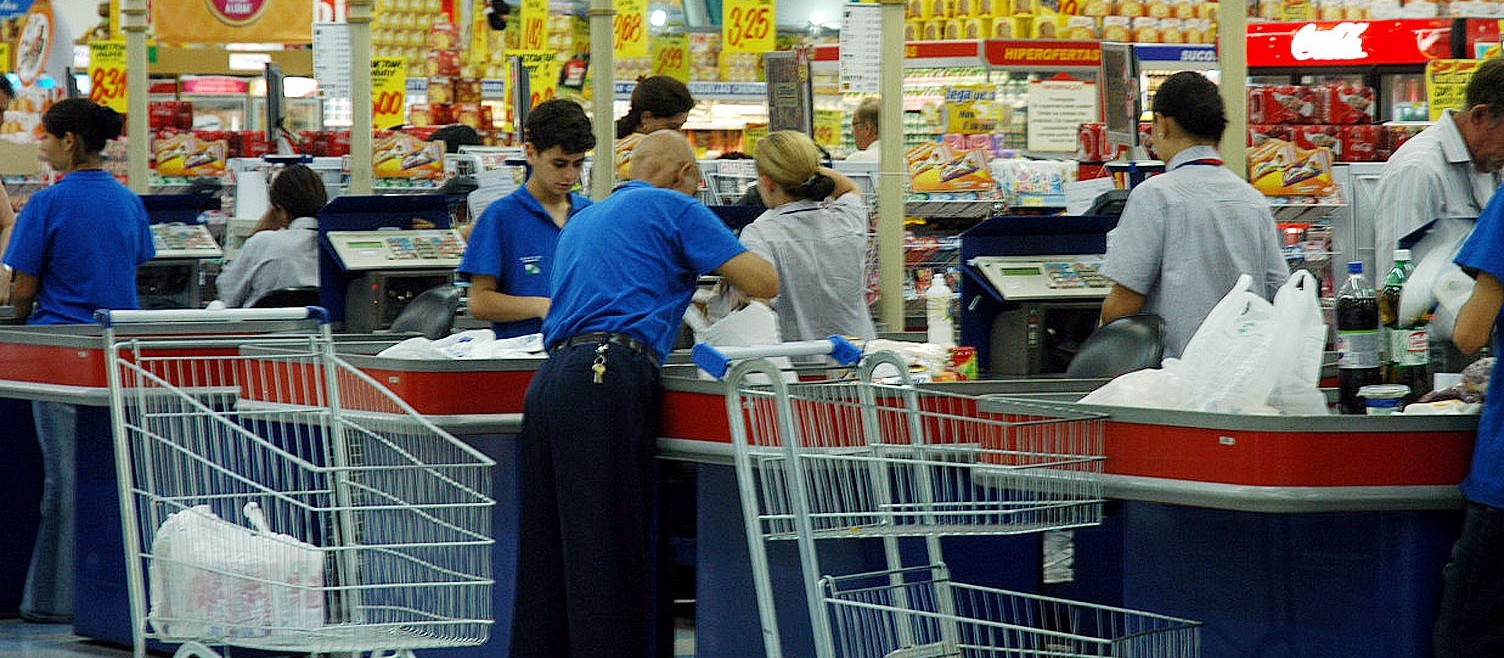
[0,620,698,658]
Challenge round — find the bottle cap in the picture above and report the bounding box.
[1347,261,1363,274]
[1393,249,1411,262]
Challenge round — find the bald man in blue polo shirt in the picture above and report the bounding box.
[510,131,778,658]
[459,99,595,338]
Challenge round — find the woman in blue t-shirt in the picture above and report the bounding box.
[2,98,153,622]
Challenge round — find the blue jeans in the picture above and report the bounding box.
[1435,502,1504,657]
[22,400,75,622]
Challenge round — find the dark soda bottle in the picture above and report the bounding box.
[1336,261,1381,414]
[1379,249,1431,403]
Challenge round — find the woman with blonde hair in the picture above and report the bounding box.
[739,130,876,341]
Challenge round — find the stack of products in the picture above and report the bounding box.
[904,0,1220,42]
[1247,84,1395,163]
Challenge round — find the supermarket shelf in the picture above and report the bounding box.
[1270,203,1346,223]
[905,200,1005,219]
[613,80,766,102]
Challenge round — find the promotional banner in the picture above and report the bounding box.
[10,0,54,86]
[1425,59,1481,121]
[615,0,648,59]
[652,34,689,82]
[88,40,128,114]
[153,0,314,45]
[508,50,560,109]
[371,56,407,129]
[723,0,775,53]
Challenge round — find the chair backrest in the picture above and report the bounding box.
[251,286,321,309]
[389,284,462,339]
[1065,313,1166,379]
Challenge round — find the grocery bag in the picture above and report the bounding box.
[1265,270,1330,415]
[1166,274,1283,413]
[149,503,325,640]
[689,300,793,381]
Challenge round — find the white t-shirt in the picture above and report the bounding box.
[739,192,877,342]
[215,216,320,308]
[845,140,880,162]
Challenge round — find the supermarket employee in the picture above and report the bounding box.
[457,99,594,338]
[1373,58,1504,279]
[1099,72,1288,359]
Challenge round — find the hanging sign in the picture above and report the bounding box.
[814,109,843,147]
[152,0,314,45]
[1425,59,1480,121]
[520,0,550,51]
[723,0,775,53]
[88,41,128,114]
[653,34,690,82]
[615,0,648,59]
[839,3,881,94]
[743,123,768,155]
[509,50,560,108]
[371,57,407,129]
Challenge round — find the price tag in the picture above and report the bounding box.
[88,41,129,114]
[723,0,775,54]
[615,0,648,59]
[814,109,843,147]
[652,34,689,82]
[510,50,561,109]
[371,57,408,129]
[1425,59,1480,121]
[520,0,550,51]
[743,123,768,155]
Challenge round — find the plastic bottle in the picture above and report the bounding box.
[926,273,956,348]
[1335,261,1382,414]
[1379,249,1431,402]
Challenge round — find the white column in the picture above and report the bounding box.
[348,0,375,195]
[590,0,617,199]
[1219,0,1249,179]
[122,0,149,193]
[877,0,906,331]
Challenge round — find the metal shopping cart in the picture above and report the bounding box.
[100,307,496,658]
[695,341,1202,658]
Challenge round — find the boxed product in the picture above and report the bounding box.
[1159,18,1184,42]
[1101,15,1132,39]
[408,103,452,126]
[427,77,454,105]
[1078,122,1112,161]
[1033,14,1060,37]
[1146,0,1173,18]
[1379,123,1426,159]
[906,142,996,193]
[455,78,482,104]
[1117,0,1146,16]
[1064,15,1099,37]
[149,102,194,131]
[426,50,462,77]
[429,22,459,49]
[1183,18,1207,43]
[963,17,988,38]
[1249,124,1294,147]
[1174,0,1197,18]
[374,131,444,179]
[1007,0,1034,13]
[155,132,228,177]
[1343,125,1381,162]
[924,19,944,39]
[992,158,1073,207]
[239,131,271,158]
[1266,85,1322,124]
[1249,138,1336,196]
[1132,15,1160,42]
[945,18,964,38]
[906,19,922,40]
[908,0,933,18]
[1292,124,1343,160]
[1322,84,1375,124]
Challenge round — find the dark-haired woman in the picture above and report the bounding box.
[613,75,694,179]
[3,98,154,622]
[1098,71,1287,359]
[216,164,327,307]
[736,129,876,342]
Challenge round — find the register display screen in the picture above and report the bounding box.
[348,241,384,249]
[1000,267,1040,276]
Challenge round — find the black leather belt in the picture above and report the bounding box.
[550,331,661,366]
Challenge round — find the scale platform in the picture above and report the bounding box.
[150,224,222,260]
[326,229,467,271]
[970,255,1112,300]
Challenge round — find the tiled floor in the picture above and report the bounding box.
[0,619,698,657]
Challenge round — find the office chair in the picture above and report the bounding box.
[1065,313,1166,379]
[389,284,462,340]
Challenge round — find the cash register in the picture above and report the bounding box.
[138,194,223,309]
[959,215,1117,375]
[317,195,464,333]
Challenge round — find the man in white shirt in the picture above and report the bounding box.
[1373,58,1504,277]
[845,97,881,162]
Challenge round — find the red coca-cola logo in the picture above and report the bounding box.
[206,0,271,25]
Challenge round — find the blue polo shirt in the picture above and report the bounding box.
[1457,191,1504,508]
[544,180,747,359]
[457,184,591,337]
[3,170,155,325]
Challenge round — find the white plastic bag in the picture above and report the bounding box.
[1400,217,1474,327]
[1266,270,1330,415]
[1167,274,1283,413]
[689,301,793,380]
[1078,367,1195,409]
[149,503,325,640]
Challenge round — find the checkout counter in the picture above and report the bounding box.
[137,194,224,309]
[959,215,1117,375]
[316,195,466,333]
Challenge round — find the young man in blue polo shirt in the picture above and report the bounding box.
[510,131,778,658]
[458,99,594,338]
[1437,187,1504,656]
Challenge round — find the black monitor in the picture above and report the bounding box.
[264,62,285,151]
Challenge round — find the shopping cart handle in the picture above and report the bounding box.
[96,306,332,327]
[692,336,863,380]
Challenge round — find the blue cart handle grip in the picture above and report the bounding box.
[692,336,863,380]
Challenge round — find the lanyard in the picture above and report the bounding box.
[1173,157,1224,170]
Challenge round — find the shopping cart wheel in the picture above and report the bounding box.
[171,642,223,658]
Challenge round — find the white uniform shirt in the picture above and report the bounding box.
[215,216,320,308]
[739,192,878,342]
[1373,110,1499,277]
[845,140,880,162]
[1099,145,1290,359]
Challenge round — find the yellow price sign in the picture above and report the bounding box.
[652,34,689,82]
[510,50,561,109]
[723,0,775,54]
[88,41,129,114]
[0,43,11,75]
[615,0,648,59]
[371,57,408,129]
[814,109,843,147]
[743,123,768,155]
[520,0,550,51]
[1425,59,1480,121]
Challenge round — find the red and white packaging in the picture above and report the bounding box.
[1292,125,1343,160]
[1265,85,1322,124]
[1342,125,1380,162]
[1248,124,1293,147]
[1322,84,1375,125]
[1078,122,1108,161]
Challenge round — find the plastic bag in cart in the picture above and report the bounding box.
[149,503,324,640]
[1265,270,1330,415]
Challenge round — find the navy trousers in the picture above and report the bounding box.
[1435,502,1504,657]
[510,342,663,658]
